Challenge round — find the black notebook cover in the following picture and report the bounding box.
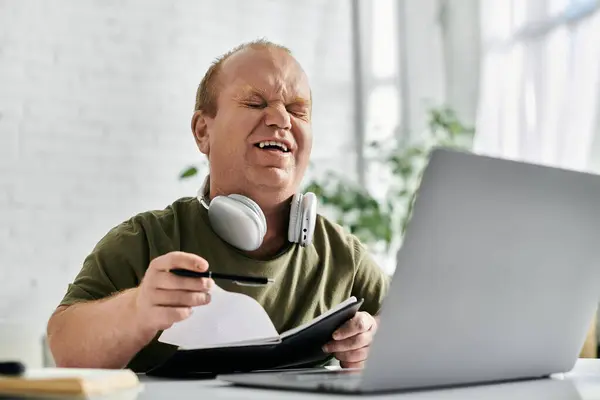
[146,298,364,378]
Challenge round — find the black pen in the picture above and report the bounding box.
[170,268,274,286]
[0,361,25,376]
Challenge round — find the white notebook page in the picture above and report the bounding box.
[158,284,280,349]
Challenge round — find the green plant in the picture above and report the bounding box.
[179,159,208,181]
[178,106,474,252]
[303,106,475,250]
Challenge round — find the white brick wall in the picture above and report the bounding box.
[0,0,356,336]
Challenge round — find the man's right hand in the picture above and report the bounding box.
[134,251,213,333]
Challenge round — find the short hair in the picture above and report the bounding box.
[194,39,292,117]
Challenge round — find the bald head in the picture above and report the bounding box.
[194,39,307,117]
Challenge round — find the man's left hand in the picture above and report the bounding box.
[322,311,377,369]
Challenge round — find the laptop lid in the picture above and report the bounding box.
[361,148,600,391]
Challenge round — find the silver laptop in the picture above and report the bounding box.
[218,148,600,394]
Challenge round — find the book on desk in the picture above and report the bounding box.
[0,367,141,397]
[147,285,363,377]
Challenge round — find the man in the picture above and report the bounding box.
[46,39,389,373]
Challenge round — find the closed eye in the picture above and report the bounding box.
[245,102,266,109]
[286,99,310,119]
[287,108,309,119]
[290,110,308,116]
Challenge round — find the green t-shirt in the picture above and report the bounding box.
[59,196,390,372]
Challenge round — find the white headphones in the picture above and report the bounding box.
[197,176,317,251]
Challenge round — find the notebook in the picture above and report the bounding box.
[158,283,360,349]
[0,368,141,397]
[148,286,363,377]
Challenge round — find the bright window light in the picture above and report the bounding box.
[370,0,397,79]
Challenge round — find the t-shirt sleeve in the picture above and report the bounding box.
[351,239,391,316]
[59,220,149,307]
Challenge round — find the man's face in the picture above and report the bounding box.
[194,48,312,200]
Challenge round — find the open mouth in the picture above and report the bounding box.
[254,141,290,153]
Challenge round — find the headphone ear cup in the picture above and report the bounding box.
[207,195,265,251]
[299,192,317,246]
[288,193,303,243]
[228,194,267,239]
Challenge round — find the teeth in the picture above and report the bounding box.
[258,141,288,152]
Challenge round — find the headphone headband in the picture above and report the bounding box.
[197,175,210,210]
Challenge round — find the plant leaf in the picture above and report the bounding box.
[180,166,198,179]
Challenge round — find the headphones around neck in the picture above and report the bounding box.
[197,176,317,251]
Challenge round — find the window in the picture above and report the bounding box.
[475,0,600,171]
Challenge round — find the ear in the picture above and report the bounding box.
[191,110,210,155]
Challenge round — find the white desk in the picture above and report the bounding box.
[129,359,600,399]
